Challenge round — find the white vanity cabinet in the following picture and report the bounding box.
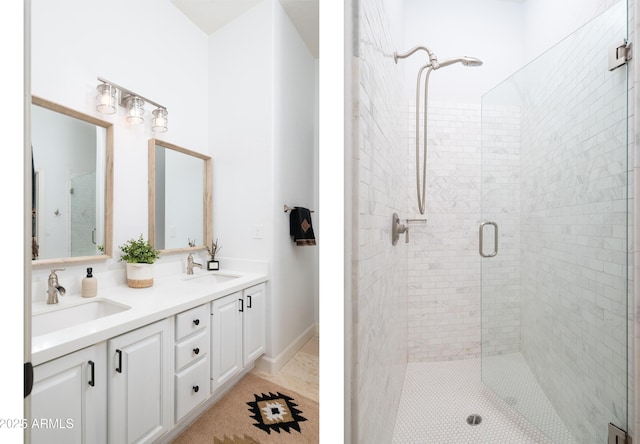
[31,274,268,444]
[107,319,171,444]
[31,343,107,444]
[242,283,266,364]
[174,303,210,422]
[210,291,243,393]
[210,283,266,393]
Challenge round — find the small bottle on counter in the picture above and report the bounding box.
[82,267,98,298]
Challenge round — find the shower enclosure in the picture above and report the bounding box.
[480,2,629,443]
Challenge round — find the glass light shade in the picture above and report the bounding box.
[126,96,145,124]
[152,108,168,133]
[96,84,117,114]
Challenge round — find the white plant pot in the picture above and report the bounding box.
[126,263,154,288]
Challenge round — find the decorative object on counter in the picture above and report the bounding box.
[81,267,98,298]
[206,238,222,271]
[119,235,161,288]
[288,207,316,246]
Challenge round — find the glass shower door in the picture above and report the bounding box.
[480,2,628,443]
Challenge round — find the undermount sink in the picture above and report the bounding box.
[183,272,241,284]
[33,298,131,337]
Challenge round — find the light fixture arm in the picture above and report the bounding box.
[97,76,167,111]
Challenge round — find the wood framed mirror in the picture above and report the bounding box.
[31,96,114,265]
[148,139,212,253]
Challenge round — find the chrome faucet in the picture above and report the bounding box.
[186,253,202,275]
[47,268,66,304]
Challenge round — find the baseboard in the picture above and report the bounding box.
[254,323,318,374]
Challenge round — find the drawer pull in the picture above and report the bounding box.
[193,319,200,326]
[247,294,252,308]
[193,347,200,355]
[192,385,199,393]
[239,298,244,312]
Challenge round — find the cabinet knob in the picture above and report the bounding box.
[193,347,200,355]
[192,385,199,393]
[193,319,200,326]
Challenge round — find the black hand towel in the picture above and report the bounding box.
[289,207,316,246]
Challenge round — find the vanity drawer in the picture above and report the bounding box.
[175,356,209,422]
[175,304,209,341]
[175,330,209,371]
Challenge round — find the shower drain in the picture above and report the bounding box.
[466,414,482,426]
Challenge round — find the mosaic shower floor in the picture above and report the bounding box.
[391,356,576,444]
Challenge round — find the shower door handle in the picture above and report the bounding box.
[479,221,498,258]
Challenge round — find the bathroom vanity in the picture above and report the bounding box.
[30,269,267,444]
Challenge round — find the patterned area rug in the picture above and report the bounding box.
[172,373,319,444]
[246,391,307,434]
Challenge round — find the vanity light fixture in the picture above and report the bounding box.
[152,107,168,133]
[126,96,145,125]
[96,77,168,132]
[96,83,117,114]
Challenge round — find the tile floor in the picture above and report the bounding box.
[391,357,575,444]
[251,334,319,403]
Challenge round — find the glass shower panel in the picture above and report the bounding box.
[480,2,628,443]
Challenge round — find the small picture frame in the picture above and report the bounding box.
[207,260,219,271]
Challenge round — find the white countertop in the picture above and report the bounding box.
[31,269,268,366]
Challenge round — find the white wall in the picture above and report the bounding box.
[209,0,318,364]
[402,0,527,104]
[209,1,274,264]
[523,0,622,60]
[272,1,318,356]
[402,0,624,106]
[31,0,209,290]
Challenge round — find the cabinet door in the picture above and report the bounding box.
[243,283,266,365]
[210,292,242,393]
[108,319,171,444]
[31,343,107,444]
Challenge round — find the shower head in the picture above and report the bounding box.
[436,56,483,69]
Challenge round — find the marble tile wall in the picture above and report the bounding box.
[352,0,409,442]
[406,102,521,362]
[406,102,483,362]
[517,3,629,442]
[479,104,523,358]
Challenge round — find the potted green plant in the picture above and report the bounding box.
[119,234,160,288]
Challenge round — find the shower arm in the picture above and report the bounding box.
[394,45,439,68]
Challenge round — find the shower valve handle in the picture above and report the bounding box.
[398,223,409,243]
[392,214,428,245]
